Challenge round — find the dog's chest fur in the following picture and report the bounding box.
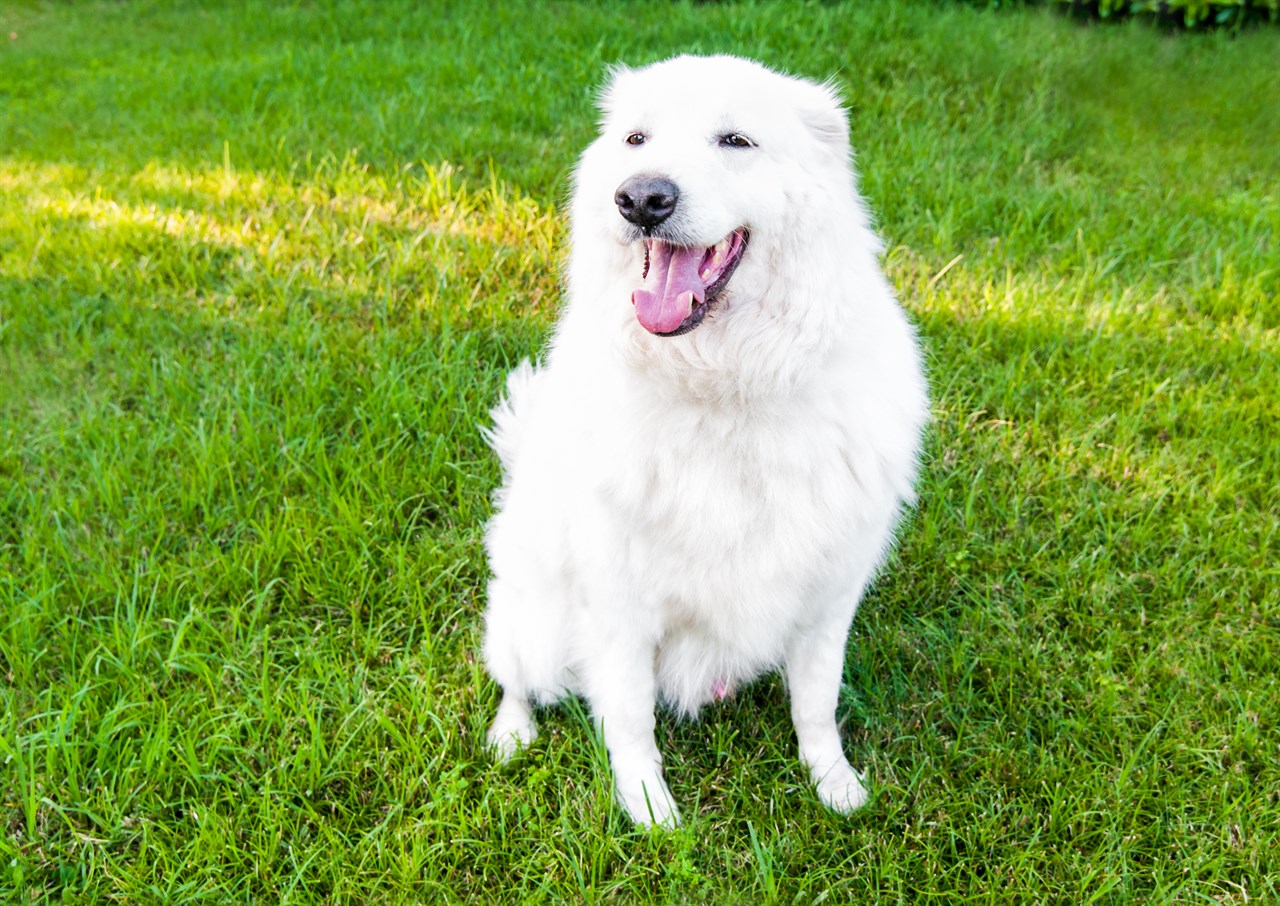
[600,388,880,617]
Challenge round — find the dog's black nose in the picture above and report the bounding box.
[614,176,679,229]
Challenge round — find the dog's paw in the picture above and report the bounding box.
[617,772,682,829]
[487,695,537,763]
[813,762,869,814]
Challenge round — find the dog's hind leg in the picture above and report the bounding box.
[482,573,562,761]
[487,691,537,762]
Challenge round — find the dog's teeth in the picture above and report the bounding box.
[699,239,732,281]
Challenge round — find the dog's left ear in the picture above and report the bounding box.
[797,80,850,154]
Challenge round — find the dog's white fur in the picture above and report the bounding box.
[482,55,928,827]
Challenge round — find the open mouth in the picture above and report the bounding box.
[630,229,749,336]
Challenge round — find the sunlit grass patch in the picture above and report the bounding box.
[1,154,560,329]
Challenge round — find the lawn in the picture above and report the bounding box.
[1,1,1277,902]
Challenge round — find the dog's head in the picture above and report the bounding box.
[572,55,856,338]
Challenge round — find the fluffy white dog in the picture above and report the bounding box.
[482,55,928,828]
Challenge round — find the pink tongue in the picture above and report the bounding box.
[631,243,705,334]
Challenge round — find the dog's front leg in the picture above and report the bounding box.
[786,611,869,814]
[579,633,680,828]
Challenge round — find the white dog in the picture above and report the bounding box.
[482,55,928,828]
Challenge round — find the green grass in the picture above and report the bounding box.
[1,0,1277,902]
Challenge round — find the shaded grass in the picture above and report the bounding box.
[1,0,1278,902]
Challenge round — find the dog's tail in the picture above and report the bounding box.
[483,358,540,478]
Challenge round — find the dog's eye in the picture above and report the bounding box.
[719,132,756,149]
[624,132,647,146]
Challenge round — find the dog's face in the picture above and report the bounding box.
[572,55,852,337]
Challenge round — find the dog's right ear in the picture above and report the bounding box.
[598,64,635,121]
